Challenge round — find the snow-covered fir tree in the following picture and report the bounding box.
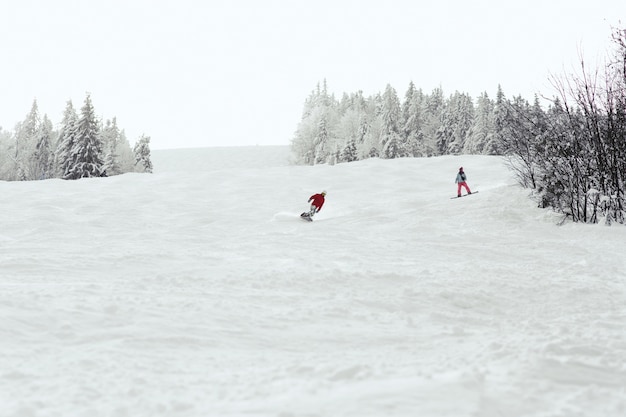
[442,92,475,154]
[115,129,137,174]
[13,100,41,180]
[133,134,153,173]
[100,118,122,176]
[56,100,79,178]
[30,115,55,179]
[403,83,426,157]
[486,85,507,155]
[0,127,12,179]
[463,92,495,154]
[340,137,358,162]
[291,81,337,165]
[420,87,445,156]
[380,84,403,159]
[65,94,105,179]
[314,115,330,164]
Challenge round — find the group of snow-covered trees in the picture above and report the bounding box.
[0,94,152,181]
[290,80,504,165]
[291,27,626,225]
[502,26,626,225]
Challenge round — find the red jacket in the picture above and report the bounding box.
[308,193,325,210]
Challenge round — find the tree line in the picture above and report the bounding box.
[290,79,503,165]
[291,27,626,225]
[0,93,153,181]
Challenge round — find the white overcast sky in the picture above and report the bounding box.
[1,0,624,149]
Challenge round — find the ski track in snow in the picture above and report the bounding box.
[1,146,626,417]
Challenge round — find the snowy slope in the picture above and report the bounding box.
[1,146,625,417]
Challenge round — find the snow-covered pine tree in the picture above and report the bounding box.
[13,100,41,180]
[292,81,338,165]
[463,92,495,154]
[403,84,425,157]
[100,118,122,176]
[380,84,403,158]
[402,82,416,133]
[314,115,330,164]
[357,112,370,146]
[0,127,12,180]
[30,115,55,179]
[444,91,475,155]
[133,134,153,173]
[291,110,318,165]
[56,100,79,178]
[65,94,105,179]
[336,107,360,157]
[338,136,355,162]
[435,104,452,155]
[421,87,445,156]
[362,93,383,158]
[488,85,507,155]
[115,129,136,173]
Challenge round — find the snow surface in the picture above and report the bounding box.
[2,146,626,417]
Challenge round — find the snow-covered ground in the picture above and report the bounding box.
[2,146,625,417]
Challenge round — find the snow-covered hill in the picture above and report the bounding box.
[2,146,625,417]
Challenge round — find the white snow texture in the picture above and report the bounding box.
[1,146,625,417]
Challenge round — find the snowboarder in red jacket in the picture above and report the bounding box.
[302,191,326,219]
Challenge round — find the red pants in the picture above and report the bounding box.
[457,182,471,196]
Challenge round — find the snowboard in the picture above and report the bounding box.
[451,191,478,199]
[300,213,313,222]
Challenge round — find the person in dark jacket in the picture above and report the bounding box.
[455,167,472,197]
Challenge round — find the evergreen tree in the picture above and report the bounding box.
[435,101,452,155]
[133,134,153,173]
[464,92,495,154]
[291,112,318,165]
[66,94,104,179]
[355,111,373,159]
[380,84,403,158]
[488,85,507,155]
[340,137,358,162]
[421,87,445,156]
[30,115,55,179]
[403,86,425,156]
[314,115,330,164]
[115,129,136,173]
[0,127,12,180]
[56,100,79,178]
[362,94,383,158]
[402,81,416,138]
[100,118,122,176]
[443,92,475,154]
[13,100,40,180]
[336,108,360,157]
[291,80,340,165]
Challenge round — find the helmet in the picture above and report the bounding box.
[459,167,463,171]
[321,191,327,196]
